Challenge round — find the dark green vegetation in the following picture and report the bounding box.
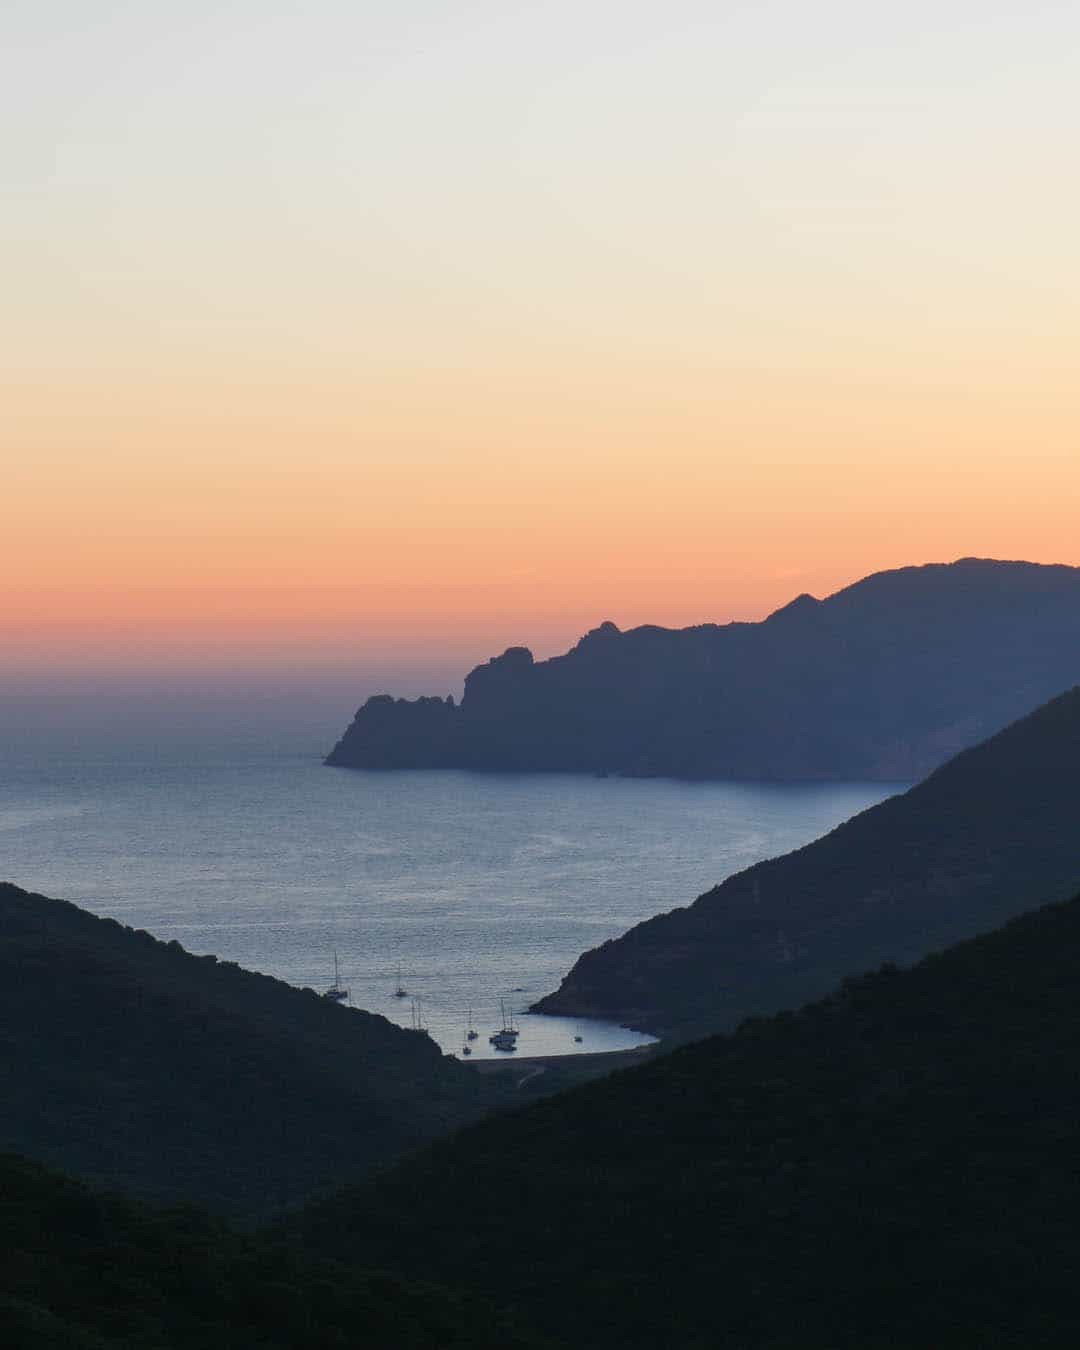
[0,1154,546,1349]
[0,883,508,1220]
[326,558,1080,781]
[535,684,1080,1040]
[295,893,1080,1349]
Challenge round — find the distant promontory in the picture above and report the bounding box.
[325,558,1080,782]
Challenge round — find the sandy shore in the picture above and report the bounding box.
[462,1043,658,1077]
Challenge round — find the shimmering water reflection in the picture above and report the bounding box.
[0,701,901,1058]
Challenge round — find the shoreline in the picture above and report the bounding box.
[460,1043,659,1076]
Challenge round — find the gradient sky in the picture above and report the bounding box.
[5,1,1079,692]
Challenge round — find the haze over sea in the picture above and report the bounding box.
[1,692,900,1058]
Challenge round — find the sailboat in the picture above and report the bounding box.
[323,952,349,1004]
[461,1028,473,1057]
[466,1006,478,1041]
[489,999,519,1051]
[408,998,428,1034]
[393,965,408,998]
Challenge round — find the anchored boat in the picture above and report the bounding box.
[489,999,519,1051]
[323,952,350,1004]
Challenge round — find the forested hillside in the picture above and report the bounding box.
[0,883,507,1219]
[535,684,1080,1039]
[295,891,1080,1349]
[0,1154,547,1349]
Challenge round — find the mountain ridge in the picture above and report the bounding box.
[0,883,508,1219]
[532,683,1080,1039]
[293,887,1080,1348]
[326,557,1080,781]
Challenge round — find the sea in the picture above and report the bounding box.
[0,692,901,1059]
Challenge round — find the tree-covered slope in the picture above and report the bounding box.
[327,558,1080,781]
[0,1154,548,1350]
[0,884,507,1220]
[534,684,1080,1039]
[294,892,1080,1349]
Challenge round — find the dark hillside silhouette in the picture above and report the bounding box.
[0,1154,548,1349]
[327,558,1080,781]
[296,891,1080,1349]
[0,884,508,1219]
[534,684,1080,1039]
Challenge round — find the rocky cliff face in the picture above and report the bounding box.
[326,693,461,768]
[325,558,1080,781]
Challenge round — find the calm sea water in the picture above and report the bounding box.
[0,694,900,1058]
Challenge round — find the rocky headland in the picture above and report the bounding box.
[326,557,1080,781]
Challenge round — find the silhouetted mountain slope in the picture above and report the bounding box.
[534,685,1080,1039]
[294,892,1080,1349]
[0,884,508,1220]
[0,1154,548,1350]
[326,558,1080,780]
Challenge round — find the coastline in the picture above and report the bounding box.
[460,1043,660,1087]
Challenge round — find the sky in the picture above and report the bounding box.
[5,0,1079,695]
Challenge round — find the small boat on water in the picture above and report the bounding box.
[489,999,520,1049]
[466,1006,478,1041]
[323,952,350,1004]
[408,998,428,1034]
[393,965,408,998]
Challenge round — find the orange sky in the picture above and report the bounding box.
[5,2,1079,692]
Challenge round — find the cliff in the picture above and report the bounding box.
[326,557,1080,781]
[532,684,1080,1039]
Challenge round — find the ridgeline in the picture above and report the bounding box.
[326,558,1080,781]
[533,684,1080,1040]
[0,884,509,1220]
[293,891,1080,1349]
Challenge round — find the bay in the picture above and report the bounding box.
[0,694,901,1058]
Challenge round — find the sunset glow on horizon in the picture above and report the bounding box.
[6,1,1079,692]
